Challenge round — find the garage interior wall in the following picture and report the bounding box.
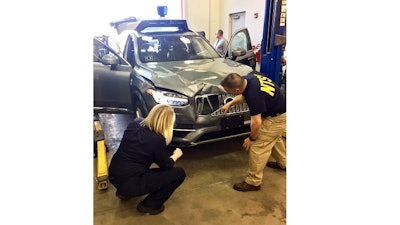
[183,0,266,46]
[183,0,216,41]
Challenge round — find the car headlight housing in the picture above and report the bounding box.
[147,89,189,106]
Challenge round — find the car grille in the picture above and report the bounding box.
[195,94,249,116]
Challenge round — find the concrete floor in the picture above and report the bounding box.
[94,114,286,225]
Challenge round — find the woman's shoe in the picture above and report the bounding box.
[116,192,130,201]
[137,202,165,215]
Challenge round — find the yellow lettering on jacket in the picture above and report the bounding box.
[256,75,275,96]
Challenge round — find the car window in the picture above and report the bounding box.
[190,36,217,59]
[93,39,110,62]
[93,38,128,65]
[230,30,250,51]
[136,35,219,63]
[125,36,136,66]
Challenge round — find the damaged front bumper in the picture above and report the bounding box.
[171,93,251,147]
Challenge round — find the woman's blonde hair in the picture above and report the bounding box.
[140,104,176,145]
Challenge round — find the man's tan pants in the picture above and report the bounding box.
[245,113,286,186]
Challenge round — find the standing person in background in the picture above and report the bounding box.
[101,34,108,46]
[213,29,228,57]
[108,104,186,215]
[220,72,286,192]
[98,34,109,56]
[279,45,287,93]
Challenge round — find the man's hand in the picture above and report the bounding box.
[242,114,261,151]
[221,104,231,115]
[242,137,253,151]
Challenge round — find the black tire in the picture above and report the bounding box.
[132,94,148,119]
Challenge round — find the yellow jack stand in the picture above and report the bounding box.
[95,140,109,190]
[94,119,108,190]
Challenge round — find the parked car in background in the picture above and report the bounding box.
[94,18,258,147]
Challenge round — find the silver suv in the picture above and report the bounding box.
[94,18,257,147]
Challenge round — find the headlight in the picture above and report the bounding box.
[147,89,189,106]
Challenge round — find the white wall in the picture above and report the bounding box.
[183,0,220,42]
[92,0,182,36]
[183,0,210,39]
[93,0,267,47]
[183,0,266,46]
[220,0,266,45]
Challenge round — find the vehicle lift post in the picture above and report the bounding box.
[260,0,286,138]
[94,117,109,190]
[259,0,286,85]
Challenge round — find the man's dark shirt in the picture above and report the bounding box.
[108,118,174,179]
[242,72,286,118]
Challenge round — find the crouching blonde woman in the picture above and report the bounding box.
[108,104,185,215]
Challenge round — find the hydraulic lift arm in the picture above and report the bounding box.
[260,0,286,138]
[260,0,286,84]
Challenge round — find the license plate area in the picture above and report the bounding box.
[220,115,244,130]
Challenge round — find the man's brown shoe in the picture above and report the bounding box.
[233,181,260,192]
[266,161,286,171]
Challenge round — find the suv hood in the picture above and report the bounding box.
[138,58,253,97]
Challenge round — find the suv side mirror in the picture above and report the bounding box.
[101,54,119,65]
[232,47,246,57]
[230,47,246,60]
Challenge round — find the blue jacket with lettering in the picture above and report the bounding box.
[243,72,286,118]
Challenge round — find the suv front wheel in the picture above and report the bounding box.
[134,102,147,118]
[132,94,148,118]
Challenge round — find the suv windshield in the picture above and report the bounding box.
[137,34,220,62]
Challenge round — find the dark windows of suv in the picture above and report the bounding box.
[190,36,219,59]
[136,35,220,63]
[125,37,136,66]
[93,38,128,65]
[94,39,110,62]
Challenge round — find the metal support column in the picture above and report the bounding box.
[260,0,286,84]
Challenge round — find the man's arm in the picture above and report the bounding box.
[222,39,228,52]
[221,95,245,114]
[242,113,262,151]
[249,114,262,140]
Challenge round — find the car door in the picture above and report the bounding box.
[93,38,133,113]
[227,28,256,69]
